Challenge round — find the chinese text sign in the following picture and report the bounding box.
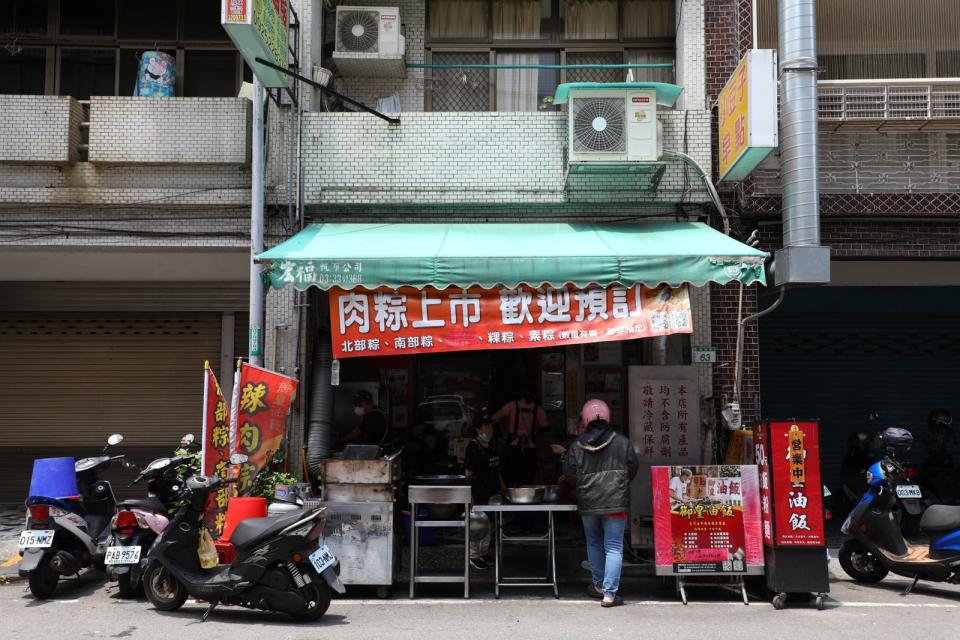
[201,365,232,536]
[718,49,778,182]
[221,0,290,88]
[233,364,298,496]
[329,284,692,359]
[757,421,826,547]
[651,465,764,576]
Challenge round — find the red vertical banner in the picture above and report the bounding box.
[233,363,298,495]
[754,424,774,545]
[765,421,826,546]
[200,362,232,536]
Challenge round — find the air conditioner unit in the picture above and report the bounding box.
[334,6,404,56]
[567,89,661,164]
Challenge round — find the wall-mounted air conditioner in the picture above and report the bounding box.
[567,89,661,164]
[334,6,404,56]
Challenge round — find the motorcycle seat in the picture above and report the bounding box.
[229,509,310,550]
[920,504,960,532]
[117,497,167,513]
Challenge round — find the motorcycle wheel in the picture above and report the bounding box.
[28,562,59,599]
[117,571,141,599]
[143,564,188,611]
[839,540,889,583]
[288,582,332,622]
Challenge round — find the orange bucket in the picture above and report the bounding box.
[220,496,267,541]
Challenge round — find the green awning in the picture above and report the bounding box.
[553,82,684,107]
[256,222,767,291]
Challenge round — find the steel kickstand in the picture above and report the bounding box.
[201,601,218,622]
[902,576,920,596]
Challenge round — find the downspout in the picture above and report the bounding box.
[306,323,334,476]
[774,0,830,285]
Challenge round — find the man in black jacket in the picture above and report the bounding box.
[564,399,639,608]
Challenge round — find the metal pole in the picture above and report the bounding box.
[249,75,265,366]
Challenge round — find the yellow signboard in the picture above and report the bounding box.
[718,50,777,182]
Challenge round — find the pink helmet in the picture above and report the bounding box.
[581,399,610,426]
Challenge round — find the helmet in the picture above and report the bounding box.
[581,399,610,427]
[875,427,913,457]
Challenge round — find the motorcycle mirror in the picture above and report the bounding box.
[180,433,196,446]
[229,453,248,465]
[107,433,124,446]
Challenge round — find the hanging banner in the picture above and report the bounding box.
[651,465,764,576]
[221,0,290,88]
[757,421,826,547]
[234,363,298,495]
[200,363,232,536]
[329,284,692,359]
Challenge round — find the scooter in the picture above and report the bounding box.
[839,427,960,592]
[143,457,345,622]
[19,434,126,598]
[106,434,198,598]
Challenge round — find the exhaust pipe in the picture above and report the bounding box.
[50,550,82,576]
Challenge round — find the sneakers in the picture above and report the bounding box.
[601,595,624,608]
[469,557,489,571]
[586,584,604,599]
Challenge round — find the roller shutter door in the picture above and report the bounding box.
[759,286,960,488]
[0,313,224,501]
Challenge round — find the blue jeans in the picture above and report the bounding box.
[581,514,627,598]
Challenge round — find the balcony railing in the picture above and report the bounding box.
[818,79,960,127]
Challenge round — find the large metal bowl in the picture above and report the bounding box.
[533,484,561,503]
[505,486,545,504]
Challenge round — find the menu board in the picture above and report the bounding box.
[651,465,764,576]
[628,366,701,520]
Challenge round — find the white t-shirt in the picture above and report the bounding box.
[670,476,688,501]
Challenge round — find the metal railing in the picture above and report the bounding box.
[818,79,960,122]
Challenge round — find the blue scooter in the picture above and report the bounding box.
[839,427,960,593]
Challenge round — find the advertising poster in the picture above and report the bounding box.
[233,363,298,495]
[329,284,692,359]
[651,465,764,575]
[757,421,826,547]
[200,363,232,536]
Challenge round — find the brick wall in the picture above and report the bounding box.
[0,95,82,164]
[88,97,251,165]
[301,110,712,207]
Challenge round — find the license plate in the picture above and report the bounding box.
[308,545,336,574]
[19,530,54,548]
[104,545,141,565]
[896,485,922,499]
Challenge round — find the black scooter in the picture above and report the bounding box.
[106,434,198,598]
[143,461,345,622]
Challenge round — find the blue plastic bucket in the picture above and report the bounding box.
[28,457,78,500]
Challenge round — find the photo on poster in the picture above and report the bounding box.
[651,464,764,576]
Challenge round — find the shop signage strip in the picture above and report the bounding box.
[651,465,765,576]
[200,363,232,536]
[329,284,693,359]
[718,49,778,182]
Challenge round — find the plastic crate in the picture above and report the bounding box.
[214,539,236,565]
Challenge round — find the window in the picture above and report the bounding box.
[818,54,927,81]
[0,47,46,94]
[430,52,490,111]
[0,0,48,34]
[935,51,960,78]
[59,48,116,100]
[3,1,249,98]
[427,0,676,111]
[184,50,240,97]
[60,0,115,36]
[496,51,559,111]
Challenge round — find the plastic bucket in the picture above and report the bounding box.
[401,508,435,547]
[220,496,267,541]
[28,457,78,501]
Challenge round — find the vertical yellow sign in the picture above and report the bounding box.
[718,54,751,179]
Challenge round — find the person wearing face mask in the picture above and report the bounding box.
[343,389,388,448]
[670,468,694,510]
[463,417,502,570]
[491,387,548,487]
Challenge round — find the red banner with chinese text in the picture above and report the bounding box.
[200,364,231,536]
[762,421,826,546]
[233,364,298,496]
[329,284,692,359]
[651,465,764,576]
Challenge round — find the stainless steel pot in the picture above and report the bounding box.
[504,486,545,504]
[533,484,561,503]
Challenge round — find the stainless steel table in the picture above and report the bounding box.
[474,503,578,598]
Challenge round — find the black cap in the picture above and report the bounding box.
[353,389,373,403]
